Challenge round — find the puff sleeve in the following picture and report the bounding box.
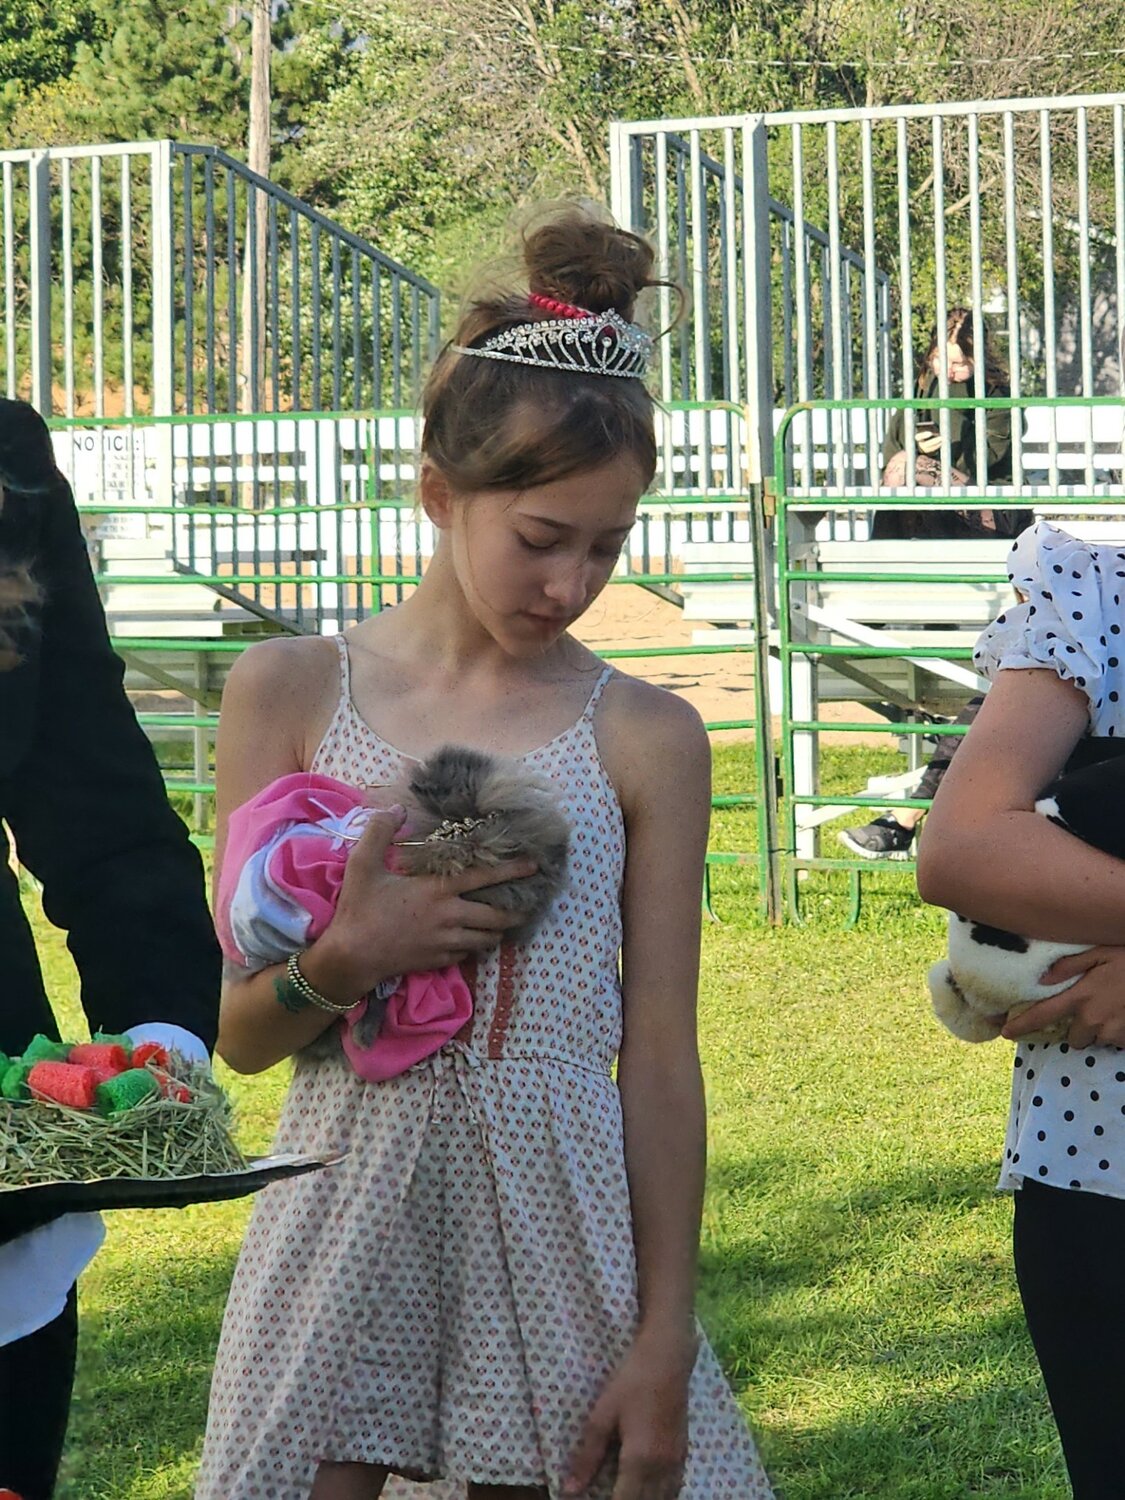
[973,521,1125,737]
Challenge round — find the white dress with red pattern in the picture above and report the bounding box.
[196,637,774,1499]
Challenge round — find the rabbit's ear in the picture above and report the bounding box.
[410,745,490,815]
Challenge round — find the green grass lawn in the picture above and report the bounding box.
[24,746,1068,1499]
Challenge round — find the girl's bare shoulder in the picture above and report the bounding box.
[220,633,342,755]
[594,671,710,812]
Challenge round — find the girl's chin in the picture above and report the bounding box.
[497,616,569,655]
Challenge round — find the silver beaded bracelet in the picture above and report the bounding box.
[285,952,365,1015]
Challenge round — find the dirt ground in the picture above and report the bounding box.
[572,582,887,745]
[129,583,887,746]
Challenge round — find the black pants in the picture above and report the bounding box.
[912,697,983,803]
[0,1289,77,1499]
[1013,1179,1125,1498]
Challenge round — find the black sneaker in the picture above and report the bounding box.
[837,816,916,860]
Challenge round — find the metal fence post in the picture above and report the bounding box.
[741,118,782,921]
[608,122,632,233]
[151,142,175,512]
[28,152,52,414]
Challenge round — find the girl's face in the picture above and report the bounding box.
[430,453,646,657]
[931,338,974,383]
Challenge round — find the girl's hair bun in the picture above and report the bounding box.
[523,204,656,319]
[422,199,673,496]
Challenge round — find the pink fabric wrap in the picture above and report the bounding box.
[341,966,473,1082]
[216,772,360,963]
[216,771,472,1080]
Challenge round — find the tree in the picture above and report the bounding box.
[0,0,101,132]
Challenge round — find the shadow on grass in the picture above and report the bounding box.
[755,1380,1065,1500]
[697,1157,1065,1500]
[60,1240,240,1499]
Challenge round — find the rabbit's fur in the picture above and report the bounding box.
[394,745,570,939]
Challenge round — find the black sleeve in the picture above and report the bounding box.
[985,381,1019,477]
[3,457,221,1049]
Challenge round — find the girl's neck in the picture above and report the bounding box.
[362,554,578,687]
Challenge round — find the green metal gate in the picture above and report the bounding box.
[773,393,1125,921]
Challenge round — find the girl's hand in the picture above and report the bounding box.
[564,1326,697,1499]
[306,806,536,1000]
[1002,945,1125,1048]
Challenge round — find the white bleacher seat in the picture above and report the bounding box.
[780,403,1125,494]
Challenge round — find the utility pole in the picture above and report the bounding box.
[241,0,271,414]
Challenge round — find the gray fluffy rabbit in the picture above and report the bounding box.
[394,745,570,938]
[346,745,570,1051]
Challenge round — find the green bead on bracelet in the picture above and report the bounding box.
[276,952,365,1017]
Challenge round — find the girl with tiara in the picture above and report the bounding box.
[196,205,774,1499]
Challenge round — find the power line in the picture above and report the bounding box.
[301,1,1125,75]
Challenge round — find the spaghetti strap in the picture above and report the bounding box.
[332,633,351,709]
[581,664,614,722]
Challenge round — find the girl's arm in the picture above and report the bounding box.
[615,691,710,1344]
[566,682,711,1498]
[213,638,534,1074]
[917,666,1125,943]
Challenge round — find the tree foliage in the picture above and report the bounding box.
[1,0,1123,400]
[0,0,101,131]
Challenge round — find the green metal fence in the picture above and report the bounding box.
[54,405,776,916]
[773,394,1125,921]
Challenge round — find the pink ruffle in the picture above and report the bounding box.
[341,967,473,1082]
[216,772,364,963]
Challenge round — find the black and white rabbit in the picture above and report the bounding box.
[928,748,1125,1042]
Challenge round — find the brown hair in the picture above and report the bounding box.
[422,204,667,494]
[0,487,40,671]
[0,569,39,671]
[917,305,1009,391]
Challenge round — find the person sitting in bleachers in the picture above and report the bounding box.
[873,305,1022,542]
[841,307,1023,859]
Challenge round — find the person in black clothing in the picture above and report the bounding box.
[0,398,221,1499]
[839,308,1025,860]
[838,696,983,860]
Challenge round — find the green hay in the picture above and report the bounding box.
[0,1059,247,1187]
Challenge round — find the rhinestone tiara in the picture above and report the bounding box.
[452,307,652,380]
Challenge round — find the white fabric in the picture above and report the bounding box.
[0,1023,208,1345]
[975,519,1125,737]
[124,1022,210,1066]
[974,521,1125,1199]
[0,1212,105,1347]
[228,824,332,973]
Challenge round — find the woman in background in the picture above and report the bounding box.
[840,307,1023,860]
[875,304,1020,530]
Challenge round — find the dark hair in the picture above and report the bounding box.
[422,205,666,493]
[917,305,1008,390]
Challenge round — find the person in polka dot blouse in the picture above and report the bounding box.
[194,206,774,1500]
[920,519,1125,1500]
